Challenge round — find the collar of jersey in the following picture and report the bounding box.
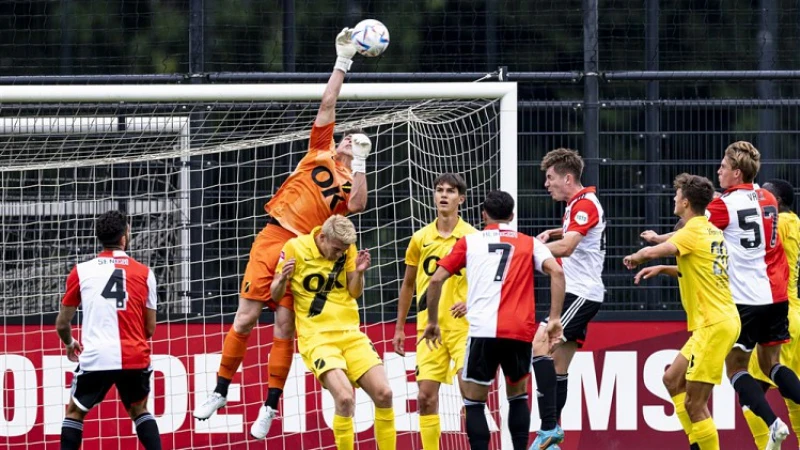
[484,223,514,231]
[568,186,597,203]
[431,217,467,239]
[98,250,128,257]
[723,183,754,193]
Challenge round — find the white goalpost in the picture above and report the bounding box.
[0,82,519,449]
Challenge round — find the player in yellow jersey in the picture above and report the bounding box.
[391,173,477,450]
[624,174,741,450]
[271,215,395,450]
[744,179,800,449]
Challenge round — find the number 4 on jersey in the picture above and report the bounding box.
[102,268,128,309]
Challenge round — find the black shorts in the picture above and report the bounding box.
[541,293,601,348]
[462,337,532,385]
[71,366,152,412]
[735,302,790,352]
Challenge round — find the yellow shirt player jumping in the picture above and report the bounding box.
[271,215,395,450]
[747,179,800,448]
[625,173,741,450]
[392,173,476,450]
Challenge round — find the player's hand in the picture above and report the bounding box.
[640,230,661,244]
[392,328,406,356]
[356,249,371,272]
[350,134,372,173]
[634,266,662,285]
[545,318,563,348]
[66,340,82,363]
[623,254,640,270]
[450,302,467,319]
[334,27,356,73]
[280,258,296,280]
[536,230,552,243]
[418,323,442,350]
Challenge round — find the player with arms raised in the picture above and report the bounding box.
[420,190,566,450]
[56,210,161,450]
[271,215,395,450]
[535,148,605,435]
[193,28,372,439]
[625,174,741,450]
[392,173,477,450]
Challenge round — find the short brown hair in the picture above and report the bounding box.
[341,127,365,138]
[540,148,584,180]
[433,173,467,195]
[724,141,761,183]
[674,173,715,214]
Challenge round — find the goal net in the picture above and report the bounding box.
[0,82,518,449]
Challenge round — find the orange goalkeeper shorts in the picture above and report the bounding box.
[240,220,297,310]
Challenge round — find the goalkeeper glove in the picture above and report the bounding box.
[350,133,372,173]
[335,28,357,73]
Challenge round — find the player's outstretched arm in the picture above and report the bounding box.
[315,28,356,128]
[623,241,679,269]
[545,231,583,257]
[633,265,678,284]
[393,264,418,356]
[536,227,563,243]
[640,230,675,244]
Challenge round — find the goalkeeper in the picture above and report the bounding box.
[193,27,372,440]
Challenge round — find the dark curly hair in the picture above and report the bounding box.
[96,210,129,247]
[482,190,515,221]
[764,179,795,211]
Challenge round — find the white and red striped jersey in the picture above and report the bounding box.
[706,183,788,305]
[561,186,606,302]
[62,250,157,371]
[437,223,555,342]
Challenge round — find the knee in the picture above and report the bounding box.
[233,307,260,333]
[662,370,683,396]
[65,401,86,420]
[373,386,393,409]
[126,402,148,420]
[274,311,296,339]
[335,393,355,416]
[417,389,438,413]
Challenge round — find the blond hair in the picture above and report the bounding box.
[724,141,761,183]
[321,215,357,245]
[540,148,584,180]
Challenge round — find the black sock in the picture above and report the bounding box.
[265,387,283,409]
[770,364,800,404]
[508,393,531,450]
[464,398,490,450]
[134,413,162,450]
[214,375,232,397]
[731,371,778,426]
[533,355,558,430]
[556,373,569,421]
[60,418,83,450]
[690,444,700,450]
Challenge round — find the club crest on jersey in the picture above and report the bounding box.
[279,250,285,262]
[575,211,590,225]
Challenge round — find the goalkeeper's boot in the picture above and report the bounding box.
[766,417,790,450]
[250,405,278,440]
[193,392,227,420]
[530,425,564,450]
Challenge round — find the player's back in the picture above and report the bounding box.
[779,211,800,310]
[63,250,156,371]
[457,224,546,342]
[757,188,790,302]
[265,123,353,236]
[706,185,773,305]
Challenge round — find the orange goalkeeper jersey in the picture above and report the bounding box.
[265,122,354,236]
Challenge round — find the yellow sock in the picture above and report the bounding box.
[743,407,770,449]
[333,414,354,450]
[419,414,441,450]
[671,393,694,439]
[688,417,719,450]
[374,407,396,450]
[787,399,800,438]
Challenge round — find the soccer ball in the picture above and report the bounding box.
[351,19,390,57]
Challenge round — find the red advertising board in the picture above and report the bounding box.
[0,322,795,449]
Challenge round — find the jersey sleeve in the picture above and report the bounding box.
[533,237,555,273]
[345,244,357,272]
[146,269,158,310]
[668,225,696,256]
[566,199,600,236]
[308,122,335,154]
[275,240,297,279]
[61,267,81,307]
[404,232,421,267]
[437,236,467,274]
[705,197,729,229]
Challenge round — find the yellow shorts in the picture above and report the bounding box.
[416,327,468,385]
[299,330,383,387]
[751,310,800,386]
[680,316,740,385]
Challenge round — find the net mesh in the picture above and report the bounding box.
[0,91,510,449]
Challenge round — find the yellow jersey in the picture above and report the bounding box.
[779,211,800,312]
[277,227,359,336]
[668,215,739,331]
[405,217,477,331]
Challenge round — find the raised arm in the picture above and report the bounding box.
[315,29,356,127]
